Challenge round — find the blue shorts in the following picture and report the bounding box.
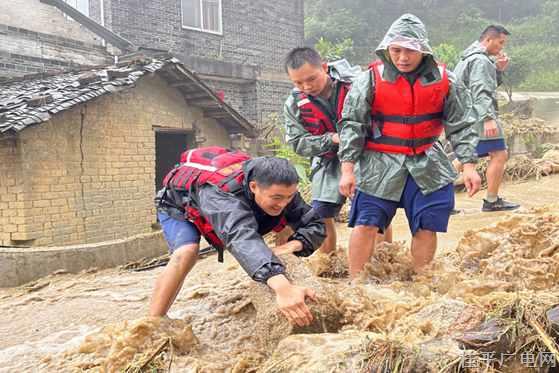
[311,200,344,219]
[476,139,507,158]
[348,176,454,235]
[157,211,201,253]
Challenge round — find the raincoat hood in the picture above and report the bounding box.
[374,14,436,77]
[327,58,362,82]
[460,41,488,60]
[375,13,433,62]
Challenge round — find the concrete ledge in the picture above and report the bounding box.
[508,132,559,155]
[0,232,167,288]
[178,54,258,81]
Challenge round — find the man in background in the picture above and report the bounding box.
[283,47,393,255]
[454,25,520,212]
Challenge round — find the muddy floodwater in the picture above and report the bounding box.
[1,175,559,372]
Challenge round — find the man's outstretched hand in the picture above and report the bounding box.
[267,274,316,327]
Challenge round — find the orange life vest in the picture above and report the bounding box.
[365,60,449,155]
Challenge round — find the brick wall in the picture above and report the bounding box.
[102,0,303,72]
[0,74,231,247]
[95,0,304,125]
[0,25,110,78]
[0,0,111,78]
[202,76,293,137]
[204,79,257,123]
[89,0,102,25]
[0,0,102,44]
[256,78,294,125]
[0,137,25,246]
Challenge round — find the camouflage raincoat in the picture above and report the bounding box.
[283,63,354,205]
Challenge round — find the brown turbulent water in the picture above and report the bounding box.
[1,175,559,372]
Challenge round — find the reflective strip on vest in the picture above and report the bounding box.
[296,98,311,107]
[181,162,218,172]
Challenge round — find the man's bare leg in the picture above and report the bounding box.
[410,229,437,273]
[375,224,393,243]
[482,149,519,210]
[486,150,507,199]
[149,243,200,316]
[318,217,337,254]
[348,225,378,278]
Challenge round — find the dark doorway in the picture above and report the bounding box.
[155,129,194,192]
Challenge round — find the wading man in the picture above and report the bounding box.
[338,14,481,278]
[283,47,392,255]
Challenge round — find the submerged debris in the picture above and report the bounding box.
[40,205,559,372]
[455,147,559,191]
[456,206,559,290]
[305,247,349,278]
[49,317,197,372]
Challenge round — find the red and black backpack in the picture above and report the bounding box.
[165,146,251,194]
[161,146,287,261]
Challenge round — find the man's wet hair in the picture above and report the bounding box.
[284,47,323,73]
[479,25,510,41]
[250,157,299,187]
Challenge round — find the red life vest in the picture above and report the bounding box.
[162,147,287,262]
[292,80,350,158]
[365,60,449,155]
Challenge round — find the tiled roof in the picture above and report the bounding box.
[0,55,255,135]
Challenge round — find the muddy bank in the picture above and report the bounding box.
[1,176,559,372]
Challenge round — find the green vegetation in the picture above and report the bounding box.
[265,136,310,185]
[432,43,460,70]
[315,37,354,61]
[305,0,559,91]
[262,113,311,185]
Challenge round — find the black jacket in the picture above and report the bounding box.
[157,159,326,283]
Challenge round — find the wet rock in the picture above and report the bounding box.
[414,338,467,372]
[341,285,421,332]
[404,298,485,338]
[448,279,514,299]
[457,318,513,354]
[456,206,559,290]
[546,304,559,338]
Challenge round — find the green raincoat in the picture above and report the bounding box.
[338,14,479,201]
[283,75,348,205]
[454,41,505,140]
